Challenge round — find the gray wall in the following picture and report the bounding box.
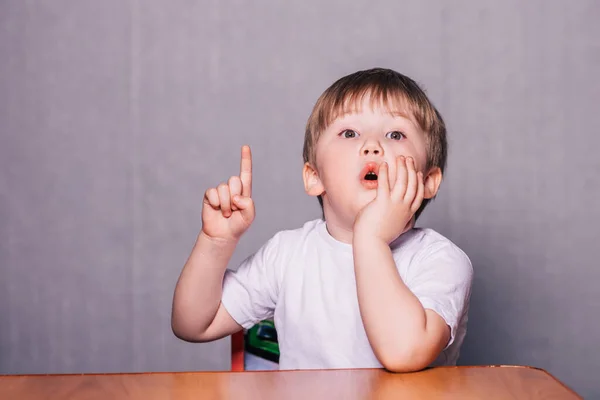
[1,1,598,398]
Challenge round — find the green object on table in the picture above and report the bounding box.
[245,320,280,363]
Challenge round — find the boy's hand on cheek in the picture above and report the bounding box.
[353,156,424,245]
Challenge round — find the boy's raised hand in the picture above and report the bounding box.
[354,156,424,244]
[201,145,255,242]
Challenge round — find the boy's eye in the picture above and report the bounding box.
[340,129,359,138]
[385,131,406,140]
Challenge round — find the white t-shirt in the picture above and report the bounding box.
[221,219,473,370]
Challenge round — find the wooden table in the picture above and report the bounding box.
[0,366,580,399]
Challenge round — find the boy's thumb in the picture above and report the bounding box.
[233,195,253,211]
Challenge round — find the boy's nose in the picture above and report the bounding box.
[361,141,383,156]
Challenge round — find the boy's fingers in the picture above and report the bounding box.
[217,183,232,217]
[404,157,418,202]
[240,145,252,197]
[229,176,242,196]
[393,156,408,200]
[412,172,425,213]
[228,176,242,211]
[204,188,220,209]
[388,158,395,189]
[232,195,254,212]
[233,195,255,224]
[377,162,390,197]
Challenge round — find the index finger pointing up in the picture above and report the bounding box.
[240,145,252,197]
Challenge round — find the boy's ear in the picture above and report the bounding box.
[303,162,325,197]
[423,167,443,199]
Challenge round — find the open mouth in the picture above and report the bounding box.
[359,162,380,189]
[364,171,378,181]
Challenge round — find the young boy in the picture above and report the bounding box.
[171,68,473,372]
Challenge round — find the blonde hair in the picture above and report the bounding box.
[303,68,447,219]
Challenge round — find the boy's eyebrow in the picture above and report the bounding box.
[333,106,413,120]
[386,110,412,119]
[384,109,423,133]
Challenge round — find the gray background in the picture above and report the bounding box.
[1,0,598,398]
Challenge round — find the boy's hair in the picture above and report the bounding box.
[302,67,448,220]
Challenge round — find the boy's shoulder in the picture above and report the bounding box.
[269,218,323,240]
[262,218,325,251]
[266,220,471,268]
[391,227,472,268]
[269,221,467,255]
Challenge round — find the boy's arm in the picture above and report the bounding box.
[171,232,242,342]
[352,156,455,372]
[353,237,450,372]
[171,146,254,342]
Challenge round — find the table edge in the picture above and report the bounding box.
[0,365,581,398]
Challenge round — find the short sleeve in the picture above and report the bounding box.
[406,242,473,348]
[221,233,281,329]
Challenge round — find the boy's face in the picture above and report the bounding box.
[304,95,439,228]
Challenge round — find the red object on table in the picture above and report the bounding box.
[231,331,245,371]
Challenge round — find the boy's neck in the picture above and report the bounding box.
[323,220,354,244]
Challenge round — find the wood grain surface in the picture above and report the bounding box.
[0,366,580,400]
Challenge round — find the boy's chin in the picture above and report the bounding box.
[349,197,376,220]
[324,192,376,224]
[356,191,377,208]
